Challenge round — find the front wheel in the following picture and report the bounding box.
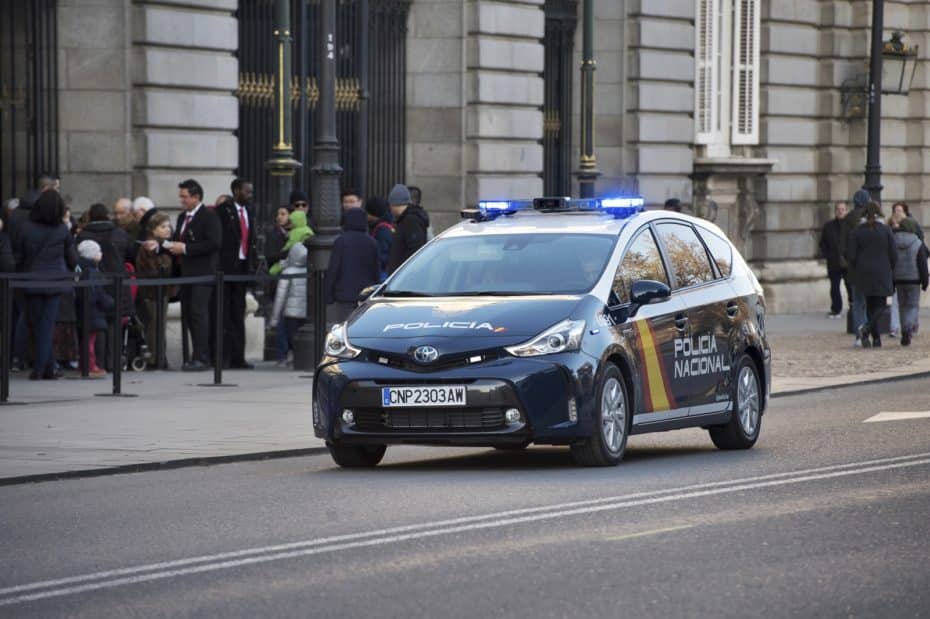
[709,355,762,450]
[571,364,629,467]
[328,443,387,468]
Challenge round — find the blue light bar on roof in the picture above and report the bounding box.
[475,196,645,220]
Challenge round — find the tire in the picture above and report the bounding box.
[709,355,762,450]
[130,357,147,372]
[571,364,629,467]
[328,443,387,468]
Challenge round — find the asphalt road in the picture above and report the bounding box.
[2,378,930,618]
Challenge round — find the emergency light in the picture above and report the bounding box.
[466,195,646,221]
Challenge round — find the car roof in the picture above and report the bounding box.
[441,208,720,239]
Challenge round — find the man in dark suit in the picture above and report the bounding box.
[215,178,257,369]
[169,179,221,371]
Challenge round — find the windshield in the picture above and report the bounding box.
[384,233,615,296]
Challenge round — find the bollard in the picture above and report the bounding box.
[155,282,166,370]
[1,278,10,403]
[199,271,235,387]
[79,278,90,378]
[96,274,136,398]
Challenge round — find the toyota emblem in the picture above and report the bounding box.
[413,346,439,363]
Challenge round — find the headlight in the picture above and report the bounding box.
[505,319,585,357]
[324,322,361,359]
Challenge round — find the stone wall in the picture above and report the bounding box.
[57,0,134,209]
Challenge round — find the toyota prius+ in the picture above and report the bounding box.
[313,196,771,468]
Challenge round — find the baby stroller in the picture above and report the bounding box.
[122,263,152,372]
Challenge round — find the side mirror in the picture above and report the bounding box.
[630,279,671,308]
[357,284,381,305]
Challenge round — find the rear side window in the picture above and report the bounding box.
[697,228,733,277]
[655,222,715,289]
[613,228,669,304]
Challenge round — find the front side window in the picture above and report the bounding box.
[612,228,669,305]
[655,223,715,289]
[384,233,615,296]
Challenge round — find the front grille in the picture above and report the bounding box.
[364,349,503,373]
[353,408,506,431]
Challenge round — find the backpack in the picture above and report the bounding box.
[372,220,394,238]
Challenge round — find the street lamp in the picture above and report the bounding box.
[881,31,919,95]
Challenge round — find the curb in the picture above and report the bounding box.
[0,446,329,487]
[771,370,930,399]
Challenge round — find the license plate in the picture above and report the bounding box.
[381,386,466,408]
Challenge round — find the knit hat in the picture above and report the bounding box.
[77,239,102,262]
[852,189,871,209]
[365,196,389,219]
[387,184,411,206]
[289,190,308,205]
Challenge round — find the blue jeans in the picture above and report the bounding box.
[25,294,61,376]
[275,317,301,362]
[851,285,867,332]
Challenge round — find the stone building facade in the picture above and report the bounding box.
[3,0,928,312]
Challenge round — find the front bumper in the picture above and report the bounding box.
[313,352,598,447]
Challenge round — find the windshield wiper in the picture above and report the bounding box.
[452,291,542,297]
[381,290,438,297]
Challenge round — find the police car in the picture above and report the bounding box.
[313,196,771,467]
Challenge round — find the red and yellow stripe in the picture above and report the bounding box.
[633,319,676,412]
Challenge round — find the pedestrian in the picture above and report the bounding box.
[0,218,14,273]
[341,187,363,213]
[11,190,77,379]
[664,198,682,212]
[168,179,222,371]
[269,210,313,276]
[270,243,307,367]
[77,202,133,319]
[365,196,393,280]
[265,205,291,266]
[891,201,924,241]
[215,178,257,369]
[76,240,114,377]
[325,208,380,323]
[113,197,137,238]
[289,190,309,214]
[891,217,929,346]
[385,183,429,275]
[819,201,850,318]
[848,201,896,348]
[841,188,872,345]
[54,206,79,370]
[135,213,176,367]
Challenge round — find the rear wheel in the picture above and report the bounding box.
[709,355,762,450]
[571,364,628,467]
[328,443,387,468]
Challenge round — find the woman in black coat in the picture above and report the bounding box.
[325,207,380,323]
[12,191,77,379]
[848,201,897,348]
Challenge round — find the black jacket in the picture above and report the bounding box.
[77,221,131,276]
[12,220,77,295]
[386,205,429,275]
[174,205,222,277]
[0,231,14,273]
[839,206,865,274]
[76,259,115,332]
[325,209,380,304]
[369,217,394,278]
[819,218,844,272]
[215,201,257,273]
[265,224,289,267]
[848,222,897,296]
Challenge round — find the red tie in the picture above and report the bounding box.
[180,213,193,238]
[239,207,249,258]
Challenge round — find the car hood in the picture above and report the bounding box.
[348,295,584,355]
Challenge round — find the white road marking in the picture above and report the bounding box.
[2,452,929,607]
[864,411,930,423]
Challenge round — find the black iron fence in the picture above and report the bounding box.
[236,0,411,213]
[0,271,310,402]
[543,0,577,197]
[0,0,58,202]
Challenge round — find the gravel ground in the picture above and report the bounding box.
[770,327,929,378]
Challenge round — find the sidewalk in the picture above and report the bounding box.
[2,311,928,482]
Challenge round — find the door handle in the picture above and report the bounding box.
[726,302,739,318]
[674,314,688,331]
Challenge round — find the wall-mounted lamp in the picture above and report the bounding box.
[841,31,920,118]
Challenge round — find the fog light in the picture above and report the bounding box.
[505,408,521,424]
[568,399,578,423]
[342,409,355,424]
